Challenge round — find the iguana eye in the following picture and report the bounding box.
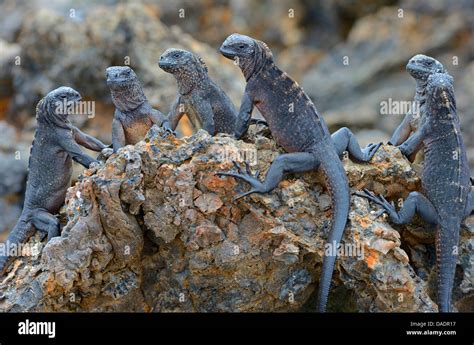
[239,44,246,49]
[174,53,180,58]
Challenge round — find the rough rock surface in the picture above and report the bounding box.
[0,125,471,312]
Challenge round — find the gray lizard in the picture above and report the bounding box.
[358,73,472,312]
[0,86,107,276]
[106,66,172,152]
[388,54,446,158]
[216,33,381,312]
[158,48,266,139]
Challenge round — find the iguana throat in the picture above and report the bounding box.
[110,81,147,113]
[175,62,208,95]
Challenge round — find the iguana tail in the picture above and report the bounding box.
[0,217,35,276]
[436,221,460,312]
[317,154,350,312]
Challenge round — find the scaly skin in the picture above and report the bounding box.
[158,48,265,138]
[389,54,445,160]
[106,66,171,152]
[216,33,381,312]
[0,87,107,276]
[358,73,472,312]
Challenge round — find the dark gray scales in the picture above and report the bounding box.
[0,86,107,276]
[106,66,171,152]
[216,33,381,312]
[158,48,265,139]
[359,73,473,312]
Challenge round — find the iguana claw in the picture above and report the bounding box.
[216,161,265,199]
[363,142,383,160]
[356,189,397,216]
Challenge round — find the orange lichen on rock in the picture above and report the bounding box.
[365,248,380,269]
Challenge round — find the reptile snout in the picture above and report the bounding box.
[219,45,235,59]
[72,91,81,102]
[158,58,173,72]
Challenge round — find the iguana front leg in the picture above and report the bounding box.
[398,126,425,158]
[149,108,174,134]
[388,112,414,146]
[112,118,126,152]
[357,189,438,225]
[331,127,382,162]
[167,96,186,131]
[72,126,107,151]
[60,136,98,168]
[194,100,215,135]
[217,152,320,200]
[234,92,254,139]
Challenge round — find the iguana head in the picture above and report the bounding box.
[425,72,456,117]
[158,48,208,94]
[106,66,139,88]
[406,54,445,82]
[220,33,273,80]
[106,66,146,112]
[36,86,81,128]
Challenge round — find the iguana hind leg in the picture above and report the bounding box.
[30,209,60,241]
[216,152,320,200]
[0,219,35,275]
[331,127,381,162]
[357,189,438,225]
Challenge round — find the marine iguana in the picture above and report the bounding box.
[0,86,107,276]
[388,54,446,158]
[106,66,172,152]
[158,48,265,139]
[358,73,472,312]
[215,33,381,312]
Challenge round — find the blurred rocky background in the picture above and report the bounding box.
[0,0,472,311]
